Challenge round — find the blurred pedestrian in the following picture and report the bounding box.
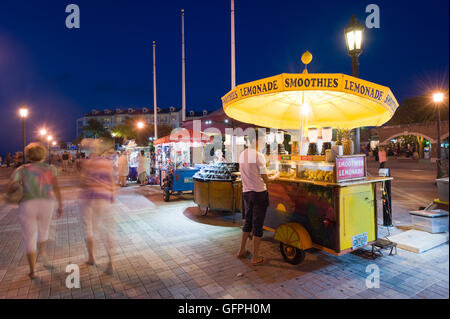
[374,146,379,162]
[378,146,387,168]
[68,152,73,172]
[8,143,63,279]
[79,144,116,274]
[6,153,11,167]
[150,152,156,176]
[118,150,129,187]
[137,150,147,186]
[62,151,69,172]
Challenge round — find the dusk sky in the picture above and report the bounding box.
[0,0,448,155]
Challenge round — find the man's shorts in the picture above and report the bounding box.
[242,191,269,237]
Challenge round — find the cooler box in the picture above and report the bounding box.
[409,209,449,233]
[436,178,449,202]
[172,168,200,192]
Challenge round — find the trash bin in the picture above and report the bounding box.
[436,177,449,202]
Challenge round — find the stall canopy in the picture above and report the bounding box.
[221,59,399,129]
[154,128,213,146]
[181,108,255,134]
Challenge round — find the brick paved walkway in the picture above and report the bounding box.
[0,170,448,299]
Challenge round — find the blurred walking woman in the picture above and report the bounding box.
[9,143,63,279]
[117,151,129,187]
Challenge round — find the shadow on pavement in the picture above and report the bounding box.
[182,206,243,228]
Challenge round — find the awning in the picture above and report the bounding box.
[154,128,213,146]
[222,73,399,129]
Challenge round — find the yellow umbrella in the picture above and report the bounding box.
[222,53,399,130]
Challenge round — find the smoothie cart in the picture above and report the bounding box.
[154,129,213,201]
[221,52,399,264]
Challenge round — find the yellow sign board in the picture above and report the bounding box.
[222,73,399,129]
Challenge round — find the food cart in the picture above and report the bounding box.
[221,52,399,264]
[193,162,242,221]
[154,129,213,201]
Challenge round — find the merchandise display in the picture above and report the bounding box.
[193,162,239,181]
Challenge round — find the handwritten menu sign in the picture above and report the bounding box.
[336,155,366,182]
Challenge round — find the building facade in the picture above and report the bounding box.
[76,107,210,137]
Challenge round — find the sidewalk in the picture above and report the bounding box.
[0,166,448,299]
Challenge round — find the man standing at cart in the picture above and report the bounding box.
[237,131,279,265]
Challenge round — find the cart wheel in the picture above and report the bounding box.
[280,242,305,265]
[163,190,170,202]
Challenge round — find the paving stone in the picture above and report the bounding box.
[0,169,448,299]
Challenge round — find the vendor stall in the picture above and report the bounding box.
[124,141,151,181]
[193,162,242,221]
[221,52,399,264]
[154,129,213,201]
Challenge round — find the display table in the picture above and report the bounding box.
[193,179,242,221]
[193,163,242,221]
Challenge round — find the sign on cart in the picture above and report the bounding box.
[352,232,368,250]
[336,155,366,182]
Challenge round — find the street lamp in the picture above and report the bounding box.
[345,15,365,154]
[136,121,145,146]
[39,128,47,143]
[19,107,28,164]
[433,91,444,178]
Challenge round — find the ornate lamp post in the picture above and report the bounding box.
[345,15,365,154]
[433,92,444,178]
[19,107,28,164]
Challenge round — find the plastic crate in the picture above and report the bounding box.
[410,209,449,233]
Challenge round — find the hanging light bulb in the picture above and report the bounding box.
[301,102,311,116]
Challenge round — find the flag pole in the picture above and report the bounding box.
[181,9,186,122]
[231,0,236,89]
[230,0,237,162]
[153,40,158,139]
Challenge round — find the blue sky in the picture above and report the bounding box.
[0,0,448,154]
